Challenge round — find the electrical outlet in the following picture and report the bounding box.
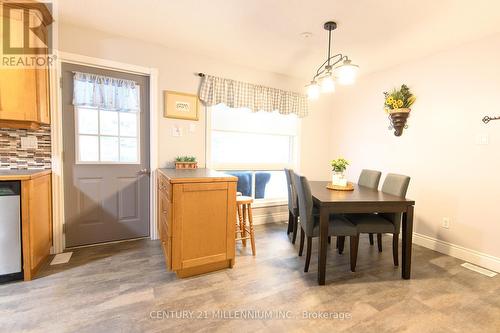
[20,136,38,149]
[442,217,450,229]
[475,133,489,145]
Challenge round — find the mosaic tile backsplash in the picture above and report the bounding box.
[0,125,51,170]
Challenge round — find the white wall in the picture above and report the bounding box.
[58,23,331,180]
[329,33,500,262]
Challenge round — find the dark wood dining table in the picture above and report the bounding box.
[310,181,415,285]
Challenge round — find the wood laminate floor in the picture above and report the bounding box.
[1,223,499,333]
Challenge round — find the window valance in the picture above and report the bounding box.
[199,74,308,117]
[72,72,140,112]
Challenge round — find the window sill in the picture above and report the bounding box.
[251,199,287,208]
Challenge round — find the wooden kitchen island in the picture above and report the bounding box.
[157,168,238,278]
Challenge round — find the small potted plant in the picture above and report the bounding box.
[330,157,349,187]
[175,156,198,169]
[384,84,416,136]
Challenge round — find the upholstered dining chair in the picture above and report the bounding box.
[358,169,382,189]
[358,169,382,246]
[345,173,410,266]
[284,168,299,244]
[295,173,359,272]
[338,169,382,250]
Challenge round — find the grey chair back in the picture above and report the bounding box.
[381,173,411,233]
[294,173,314,237]
[382,173,410,197]
[284,168,298,212]
[358,169,382,189]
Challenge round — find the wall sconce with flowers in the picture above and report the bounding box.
[384,84,416,136]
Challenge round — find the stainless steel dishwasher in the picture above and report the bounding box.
[0,181,23,282]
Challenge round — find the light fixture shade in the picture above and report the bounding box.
[335,60,359,85]
[306,82,320,100]
[320,75,335,93]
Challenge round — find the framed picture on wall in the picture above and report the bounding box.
[164,91,199,121]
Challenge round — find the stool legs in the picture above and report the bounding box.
[237,204,246,247]
[235,202,256,256]
[247,203,256,256]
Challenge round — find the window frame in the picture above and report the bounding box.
[74,106,141,165]
[206,105,301,206]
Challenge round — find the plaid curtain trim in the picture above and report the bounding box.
[199,75,308,117]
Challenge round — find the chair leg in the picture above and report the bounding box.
[292,215,298,244]
[298,227,305,256]
[338,236,345,255]
[328,236,331,244]
[369,233,374,245]
[287,211,293,235]
[377,233,383,252]
[392,233,399,266]
[304,236,313,272]
[350,235,359,272]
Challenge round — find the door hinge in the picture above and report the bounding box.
[59,77,63,88]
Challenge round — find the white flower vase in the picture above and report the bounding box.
[331,171,347,187]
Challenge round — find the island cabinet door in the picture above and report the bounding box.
[171,181,236,270]
[158,183,172,270]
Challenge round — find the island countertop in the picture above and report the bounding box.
[158,168,237,184]
[0,169,51,181]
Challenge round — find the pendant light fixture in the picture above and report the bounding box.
[306,21,359,99]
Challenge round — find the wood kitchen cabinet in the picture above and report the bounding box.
[157,169,237,278]
[0,170,53,281]
[0,1,52,129]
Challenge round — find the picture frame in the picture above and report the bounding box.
[164,90,199,121]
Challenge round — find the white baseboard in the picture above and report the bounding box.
[252,211,288,225]
[412,232,500,273]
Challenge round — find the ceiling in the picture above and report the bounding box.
[58,0,500,80]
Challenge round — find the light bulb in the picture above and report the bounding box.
[306,81,320,100]
[320,75,335,93]
[335,60,359,85]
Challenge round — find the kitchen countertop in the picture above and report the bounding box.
[158,168,237,184]
[0,169,52,181]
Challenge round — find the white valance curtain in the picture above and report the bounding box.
[72,72,140,112]
[199,74,308,117]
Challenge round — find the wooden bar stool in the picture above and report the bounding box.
[235,196,256,256]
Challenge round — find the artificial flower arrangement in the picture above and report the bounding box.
[175,156,198,169]
[383,84,416,136]
[330,157,349,186]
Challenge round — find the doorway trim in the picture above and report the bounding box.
[51,51,159,253]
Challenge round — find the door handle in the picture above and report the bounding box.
[137,168,150,175]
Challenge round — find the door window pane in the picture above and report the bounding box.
[79,135,99,161]
[100,136,119,162]
[75,107,140,164]
[99,110,119,135]
[120,112,137,137]
[120,138,138,163]
[77,108,98,135]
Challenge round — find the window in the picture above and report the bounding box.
[75,107,139,164]
[208,104,299,203]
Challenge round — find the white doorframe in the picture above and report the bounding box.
[51,51,159,253]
